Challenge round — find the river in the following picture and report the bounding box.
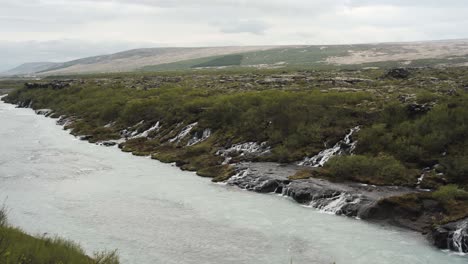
[0,99,466,264]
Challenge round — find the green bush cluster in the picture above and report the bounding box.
[432,184,468,203]
[357,95,468,184]
[5,82,371,160]
[323,155,414,186]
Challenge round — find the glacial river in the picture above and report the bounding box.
[0,99,466,264]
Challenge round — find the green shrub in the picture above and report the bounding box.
[432,184,468,202]
[324,155,413,185]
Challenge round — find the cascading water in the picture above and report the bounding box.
[216,142,271,164]
[298,126,360,167]
[169,122,198,143]
[452,221,468,253]
[131,121,161,139]
[187,128,212,146]
[226,169,250,184]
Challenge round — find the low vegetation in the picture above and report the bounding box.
[0,206,119,264]
[192,54,243,68]
[322,155,417,186]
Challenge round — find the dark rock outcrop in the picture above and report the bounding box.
[79,135,93,141]
[406,102,434,117]
[228,162,414,219]
[99,141,117,147]
[35,109,53,116]
[25,80,74,90]
[383,68,411,79]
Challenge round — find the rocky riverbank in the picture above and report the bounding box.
[10,100,466,255]
[3,67,468,255]
[226,162,468,254]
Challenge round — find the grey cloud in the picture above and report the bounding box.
[348,0,468,8]
[217,20,270,35]
[0,0,467,70]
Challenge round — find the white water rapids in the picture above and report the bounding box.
[0,100,466,264]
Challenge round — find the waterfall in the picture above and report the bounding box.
[227,169,250,184]
[169,122,198,143]
[187,128,212,146]
[216,142,271,164]
[310,193,360,214]
[298,126,360,167]
[131,121,161,139]
[452,221,468,253]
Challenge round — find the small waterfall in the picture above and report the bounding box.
[170,122,198,143]
[216,142,271,164]
[131,121,161,139]
[310,193,360,214]
[121,120,145,138]
[298,126,360,167]
[451,221,468,253]
[187,128,212,146]
[217,142,271,157]
[226,169,250,184]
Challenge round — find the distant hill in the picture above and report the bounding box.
[3,39,468,76]
[0,62,60,76]
[35,46,277,75]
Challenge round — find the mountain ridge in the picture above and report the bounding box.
[3,39,468,76]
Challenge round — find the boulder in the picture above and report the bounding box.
[100,141,117,147]
[383,68,411,79]
[406,103,433,116]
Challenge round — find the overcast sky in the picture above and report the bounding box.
[1,0,468,71]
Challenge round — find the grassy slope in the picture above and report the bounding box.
[140,44,468,72]
[0,209,119,264]
[140,45,356,71]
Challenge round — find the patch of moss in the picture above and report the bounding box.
[197,165,235,182]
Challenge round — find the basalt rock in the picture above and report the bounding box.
[383,68,411,79]
[431,219,468,252]
[25,80,74,90]
[79,135,93,141]
[100,141,117,147]
[227,162,414,219]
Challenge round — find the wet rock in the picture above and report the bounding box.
[100,141,117,147]
[56,116,74,127]
[35,109,52,116]
[431,219,468,252]
[227,162,413,219]
[432,226,450,249]
[383,68,411,79]
[79,135,93,141]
